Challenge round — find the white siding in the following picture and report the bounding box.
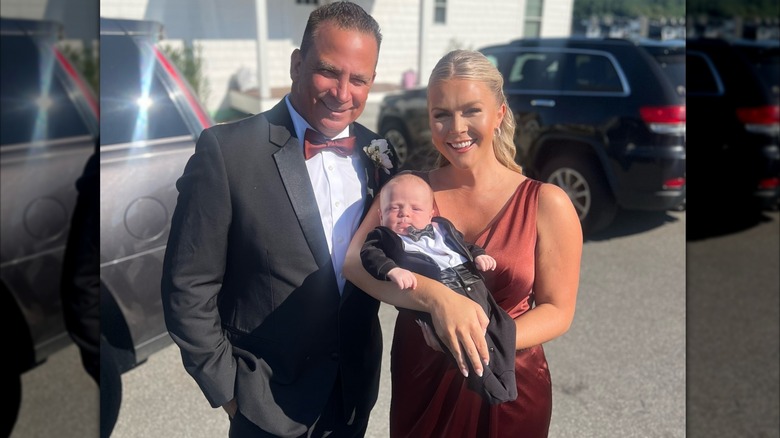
[367,0,421,88]
[416,0,524,85]
[23,0,573,114]
[100,0,147,20]
[540,0,573,37]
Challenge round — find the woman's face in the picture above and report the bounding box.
[427,78,505,169]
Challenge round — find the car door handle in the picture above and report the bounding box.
[530,99,556,107]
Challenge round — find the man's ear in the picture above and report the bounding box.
[290,49,302,82]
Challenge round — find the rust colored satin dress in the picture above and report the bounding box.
[389,177,551,438]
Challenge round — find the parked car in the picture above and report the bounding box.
[99,16,213,433]
[685,37,779,219]
[378,37,687,234]
[1,17,98,435]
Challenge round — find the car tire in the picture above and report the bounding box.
[540,154,618,235]
[380,119,411,168]
[100,336,122,438]
[0,372,21,437]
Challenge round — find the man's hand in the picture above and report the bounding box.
[387,267,417,290]
[222,398,238,419]
[475,254,496,272]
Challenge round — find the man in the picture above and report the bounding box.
[161,2,396,437]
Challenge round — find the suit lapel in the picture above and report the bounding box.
[269,105,331,269]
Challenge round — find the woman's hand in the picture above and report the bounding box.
[420,277,490,377]
[343,196,490,376]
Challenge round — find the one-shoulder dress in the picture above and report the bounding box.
[389,177,552,438]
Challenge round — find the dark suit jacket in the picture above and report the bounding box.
[161,100,395,436]
[360,216,486,281]
[360,216,519,405]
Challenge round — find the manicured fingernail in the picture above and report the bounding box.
[477,369,483,377]
[461,368,469,378]
[483,358,490,366]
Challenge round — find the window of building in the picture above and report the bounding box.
[524,0,543,37]
[434,0,447,24]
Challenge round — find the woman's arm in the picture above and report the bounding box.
[344,197,491,376]
[514,183,582,349]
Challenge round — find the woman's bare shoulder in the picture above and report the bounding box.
[536,182,582,236]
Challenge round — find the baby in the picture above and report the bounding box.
[360,171,517,404]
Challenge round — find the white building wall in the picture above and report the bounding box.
[417,0,524,85]
[540,0,573,37]
[367,0,421,88]
[19,0,572,114]
[99,0,147,20]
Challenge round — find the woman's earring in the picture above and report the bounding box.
[495,127,501,137]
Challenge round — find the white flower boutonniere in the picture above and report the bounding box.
[363,139,394,175]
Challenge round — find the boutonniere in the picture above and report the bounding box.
[363,139,394,175]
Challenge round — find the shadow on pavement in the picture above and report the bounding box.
[585,209,683,242]
[686,204,777,241]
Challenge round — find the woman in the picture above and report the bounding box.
[344,49,582,437]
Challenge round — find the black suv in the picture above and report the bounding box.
[378,37,687,234]
[1,17,98,435]
[686,38,779,220]
[100,17,213,434]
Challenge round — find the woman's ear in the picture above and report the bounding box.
[496,102,507,130]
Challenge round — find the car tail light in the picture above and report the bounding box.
[758,177,779,190]
[640,105,686,135]
[663,177,685,190]
[736,105,780,136]
[154,47,212,129]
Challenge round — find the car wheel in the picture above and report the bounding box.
[100,336,122,438]
[541,154,618,235]
[380,120,410,168]
[0,372,21,437]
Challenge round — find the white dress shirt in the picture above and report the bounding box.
[285,96,366,294]
[399,223,467,270]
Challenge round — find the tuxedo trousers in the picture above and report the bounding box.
[228,373,370,438]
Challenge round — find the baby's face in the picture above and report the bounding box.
[379,180,435,235]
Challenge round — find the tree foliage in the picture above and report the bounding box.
[160,43,211,105]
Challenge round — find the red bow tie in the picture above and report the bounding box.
[303,128,357,160]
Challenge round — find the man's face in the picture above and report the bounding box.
[289,22,378,138]
[379,179,435,235]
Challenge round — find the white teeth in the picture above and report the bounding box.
[451,140,472,149]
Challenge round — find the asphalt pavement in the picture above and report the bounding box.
[11,209,779,437]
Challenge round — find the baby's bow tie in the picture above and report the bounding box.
[406,224,435,241]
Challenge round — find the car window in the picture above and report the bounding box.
[739,45,780,97]
[685,52,722,95]
[1,35,91,146]
[507,53,560,90]
[100,34,191,145]
[503,51,623,94]
[566,54,622,93]
[648,51,686,97]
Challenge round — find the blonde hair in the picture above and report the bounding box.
[428,50,521,173]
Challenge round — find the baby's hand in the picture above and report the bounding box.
[387,267,418,290]
[475,254,496,271]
